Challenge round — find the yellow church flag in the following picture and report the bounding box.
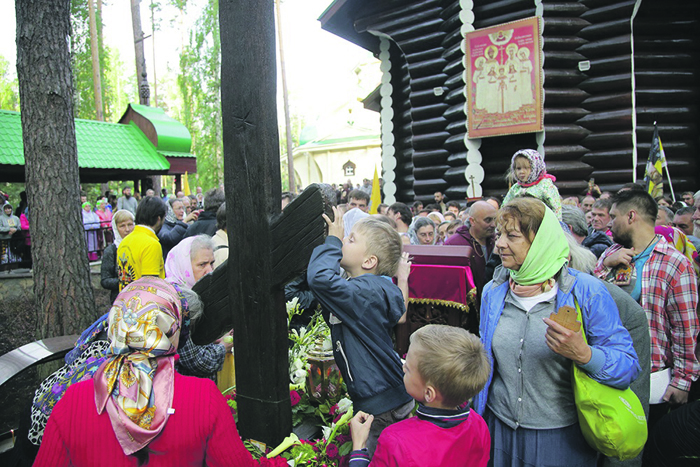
[369,166,381,214]
[183,172,191,196]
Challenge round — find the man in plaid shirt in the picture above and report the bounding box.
[594,189,699,420]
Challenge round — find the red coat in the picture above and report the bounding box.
[34,372,257,467]
[370,410,490,466]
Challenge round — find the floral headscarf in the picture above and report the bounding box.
[164,199,178,223]
[93,277,183,455]
[511,149,556,187]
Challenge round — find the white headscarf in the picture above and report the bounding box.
[343,207,370,238]
[111,210,135,246]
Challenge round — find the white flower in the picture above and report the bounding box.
[336,397,353,414]
[286,297,299,313]
[321,425,332,441]
[321,336,333,352]
[291,369,307,385]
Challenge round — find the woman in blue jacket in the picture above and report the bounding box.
[473,197,641,467]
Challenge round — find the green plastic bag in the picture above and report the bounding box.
[572,298,647,460]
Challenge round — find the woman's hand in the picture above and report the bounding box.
[323,206,345,240]
[184,210,199,224]
[349,411,374,451]
[543,317,592,365]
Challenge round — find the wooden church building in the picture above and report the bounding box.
[320,0,700,204]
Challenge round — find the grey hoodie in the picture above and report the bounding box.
[0,202,21,240]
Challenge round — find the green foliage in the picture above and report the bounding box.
[174,0,223,191]
[174,0,303,192]
[69,0,135,121]
[0,55,19,111]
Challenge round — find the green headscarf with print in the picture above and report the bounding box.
[509,205,569,285]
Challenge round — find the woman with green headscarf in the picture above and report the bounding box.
[472,197,640,467]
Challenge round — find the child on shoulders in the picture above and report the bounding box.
[349,325,491,466]
[502,149,562,219]
[307,207,413,455]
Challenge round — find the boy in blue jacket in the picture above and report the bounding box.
[307,207,413,455]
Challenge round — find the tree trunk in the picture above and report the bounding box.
[150,1,157,107]
[130,0,148,104]
[130,0,161,194]
[88,0,104,121]
[16,0,97,338]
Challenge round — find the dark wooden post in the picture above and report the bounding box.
[217,0,320,446]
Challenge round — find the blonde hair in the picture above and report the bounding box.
[354,217,402,276]
[410,325,490,406]
[113,210,134,225]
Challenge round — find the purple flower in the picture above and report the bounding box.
[290,390,302,407]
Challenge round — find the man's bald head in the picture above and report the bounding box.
[469,201,497,244]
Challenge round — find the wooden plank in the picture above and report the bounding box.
[218,0,295,446]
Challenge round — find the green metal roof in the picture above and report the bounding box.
[0,110,170,171]
[158,150,192,158]
[128,103,192,153]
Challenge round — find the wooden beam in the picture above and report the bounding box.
[219,0,290,446]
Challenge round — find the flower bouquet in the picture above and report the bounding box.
[223,299,355,465]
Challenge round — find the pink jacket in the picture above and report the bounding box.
[370,410,490,466]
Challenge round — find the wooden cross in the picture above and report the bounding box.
[189,1,327,446]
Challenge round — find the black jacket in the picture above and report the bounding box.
[183,211,217,238]
[100,244,120,304]
[582,230,613,258]
[307,236,412,414]
[158,219,189,259]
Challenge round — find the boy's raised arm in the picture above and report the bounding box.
[307,208,361,322]
[395,252,411,324]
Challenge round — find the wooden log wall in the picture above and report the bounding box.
[475,0,594,197]
[539,1,592,195]
[472,0,539,197]
[440,0,470,202]
[357,0,449,205]
[578,0,700,194]
[353,0,700,202]
[389,41,416,201]
[632,1,700,193]
[577,0,639,193]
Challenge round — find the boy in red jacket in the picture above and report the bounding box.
[349,325,492,466]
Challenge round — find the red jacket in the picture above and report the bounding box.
[370,409,490,466]
[34,372,257,467]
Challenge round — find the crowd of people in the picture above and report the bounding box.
[4,148,700,466]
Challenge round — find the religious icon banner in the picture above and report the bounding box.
[465,16,543,139]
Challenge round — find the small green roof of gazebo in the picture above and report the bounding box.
[122,103,192,156]
[0,110,170,171]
